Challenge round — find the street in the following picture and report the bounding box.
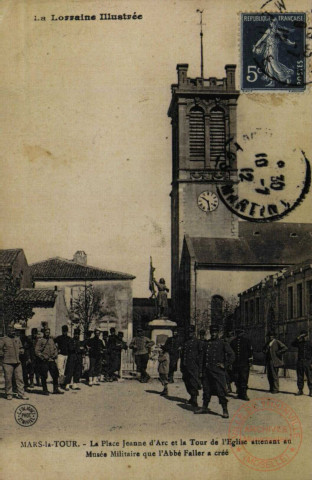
[1,369,312,480]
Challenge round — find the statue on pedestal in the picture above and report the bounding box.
[153,278,169,318]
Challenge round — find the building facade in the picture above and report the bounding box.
[238,259,312,367]
[30,251,135,340]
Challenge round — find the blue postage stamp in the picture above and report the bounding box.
[241,13,306,91]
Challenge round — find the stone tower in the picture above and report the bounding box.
[168,64,240,318]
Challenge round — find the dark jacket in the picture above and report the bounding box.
[180,338,202,372]
[201,338,235,374]
[230,336,253,367]
[263,339,288,367]
[87,337,104,358]
[291,338,312,363]
[54,335,72,356]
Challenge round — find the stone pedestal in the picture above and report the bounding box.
[148,317,177,344]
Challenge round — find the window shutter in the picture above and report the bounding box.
[210,107,226,164]
[189,107,205,160]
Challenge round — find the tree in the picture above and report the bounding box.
[0,273,34,334]
[70,284,106,338]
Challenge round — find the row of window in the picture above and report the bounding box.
[242,280,312,325]
[189,106,226,162]
[287,281,312,319]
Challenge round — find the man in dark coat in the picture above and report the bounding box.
[180,325,202,407]
[230,329,253,400]
[101,331,110,381]
[87,328,104,386]
[107,327,119,381]
[196,325,235,418]
[263,331,288,393]
[164,328,182,383]
[18,327,33,390]
[64,328,85,390]
[54,325,72,388]
[27,328,41,388]
[291,330,312,396]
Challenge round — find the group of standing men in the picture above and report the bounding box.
[0,324,128,399]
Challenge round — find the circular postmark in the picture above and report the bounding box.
[14,404,38,427]
[228,397,302,472]
[217,130,310,222]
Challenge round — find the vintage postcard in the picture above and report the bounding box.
[0,0,311,479]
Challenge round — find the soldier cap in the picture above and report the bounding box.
[62,325,69,332]
[31,328,38,334]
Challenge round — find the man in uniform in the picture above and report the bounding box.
[64,328,85,390]
[101,331,110,381]
[27,328,41,388]
[291,330,312,396]
[164,328,182,383]
[107,327,119,381]
[0,325,29,400]
[129,328,154,383]
[35,327,64,395]
[230,329,253,400]
[180,325,202,407]
[262,331,288,394]
[54,325,71,388]
[196,325,235,418]
[87,328,105,385]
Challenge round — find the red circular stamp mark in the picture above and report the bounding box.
[228,397,302,472]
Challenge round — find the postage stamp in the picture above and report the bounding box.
[241,13,306,91]
[228,397,302,472]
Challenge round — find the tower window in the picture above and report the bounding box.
[189,106,205,160]
[210,107,226,165]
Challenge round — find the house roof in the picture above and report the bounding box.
[185,223,312,267]
[30,257,135,281]
[0,249,23,266]
[15,289,57,307]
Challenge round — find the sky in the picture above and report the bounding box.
[1,0,311,297]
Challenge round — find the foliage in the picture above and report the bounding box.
[0,273,34,334]
[69,284,111,338]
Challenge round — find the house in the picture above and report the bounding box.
[0,249,67,336]
[30,251,135,340]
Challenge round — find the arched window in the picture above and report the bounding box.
[211,295,224,326]
[189,106,205,160]
[210,107,226,165]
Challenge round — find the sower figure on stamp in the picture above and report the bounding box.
[195,325,235,418]
[252,17,296,87]
[291,330,312,397]
[230,329,253,401]
[0,325,28,400]
[129,328,154,383]
[35,327,64,396]
[180,325,202,408]
[164,328,182,383]
[262,331,288,394]
[153,278,169,318]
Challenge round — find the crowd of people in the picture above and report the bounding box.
[0,324,128,399]
[0,323,311,419]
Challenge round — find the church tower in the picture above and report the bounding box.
[168,64,240,318]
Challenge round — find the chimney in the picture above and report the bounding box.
[176,64,188,86]
[225,64,236,90]
[73,251,87,266]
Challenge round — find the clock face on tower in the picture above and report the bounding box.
[197,191,219,212]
